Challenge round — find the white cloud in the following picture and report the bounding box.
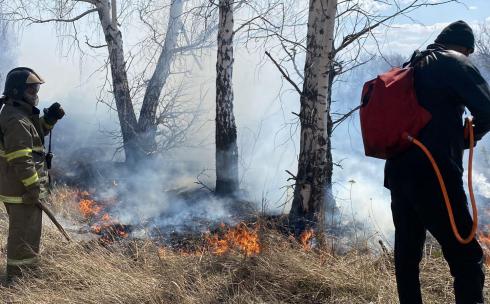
[368,20,484,56]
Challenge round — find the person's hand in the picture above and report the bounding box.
[44,102,65,121]
[43,102,65,126]
[22,185,40,205]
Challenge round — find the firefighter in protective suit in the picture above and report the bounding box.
[0,67,64,281]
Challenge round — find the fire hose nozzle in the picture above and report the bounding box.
[464,117,474,141]
[402,132,414,142]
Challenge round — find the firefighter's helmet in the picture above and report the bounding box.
[3,67,45,99]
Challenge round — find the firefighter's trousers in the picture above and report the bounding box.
[4,203,42,278]
[390,171,485,304]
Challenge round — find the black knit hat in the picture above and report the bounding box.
[435,20,475,51]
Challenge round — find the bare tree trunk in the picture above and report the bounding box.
[289,0,337,238]
[138,0,183,154]
[96,0,142,163]
[215,0,239,196]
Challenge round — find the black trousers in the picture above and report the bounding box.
[390,172,485,304]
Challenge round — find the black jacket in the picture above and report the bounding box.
[385,44,490,189]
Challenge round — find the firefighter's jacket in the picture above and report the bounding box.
[0,98,54,203]
[385,44,490,189]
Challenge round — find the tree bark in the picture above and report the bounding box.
[138,0,183,154]
[96,0,143,163]
[215,0,239,196]
[289,0,337,238]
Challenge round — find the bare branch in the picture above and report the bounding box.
[265,51,302,96]
[332,105,361,133]
[26,8,98,24]
[334,0,459,55]
[233,14,264,36]
[85,35,107,48]
[285,170,297,181]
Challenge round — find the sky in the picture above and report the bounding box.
[409,0,490,24]
[365,1,489,58]
[4,0,490,239]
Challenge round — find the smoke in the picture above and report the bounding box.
[101,160,238,233]
[46,38,409,238]
[471,171,490,199]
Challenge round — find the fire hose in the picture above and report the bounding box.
[37,201,71,242]
[404,117,478,245]
[41,128,71,242]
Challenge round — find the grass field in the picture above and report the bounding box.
[0,188,488,304]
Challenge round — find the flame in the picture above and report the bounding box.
[78,193,129,243]
[116,226,129,238]
[90,212,129,240]
[102,213,111,222]
[207,223,260,256]
[207,234,230,255]
[79,199,101,218]
[299,229,315,251]
[90,224,102,234]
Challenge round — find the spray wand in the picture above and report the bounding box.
[37,201,71,242]
[41,119,71,242]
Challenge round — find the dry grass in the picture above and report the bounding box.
[0,188,488,303]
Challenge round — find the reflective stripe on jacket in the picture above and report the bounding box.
[0,99,53,203]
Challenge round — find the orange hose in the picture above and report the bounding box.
[404,117,478,245]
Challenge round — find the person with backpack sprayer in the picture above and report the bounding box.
[0,67,66,283]
[360,21,490,304]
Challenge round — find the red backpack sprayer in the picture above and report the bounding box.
[359,52,478,245]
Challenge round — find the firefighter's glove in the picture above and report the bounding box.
[43,102,65,125]
[22,185,40,205]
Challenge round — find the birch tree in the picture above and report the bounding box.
[212,0,284,196]
[215,0,239,196]
[138,0,184,153]
[5,0,216,163]
[287,0,337,236]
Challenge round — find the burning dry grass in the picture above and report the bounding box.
[0,189,488,303]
